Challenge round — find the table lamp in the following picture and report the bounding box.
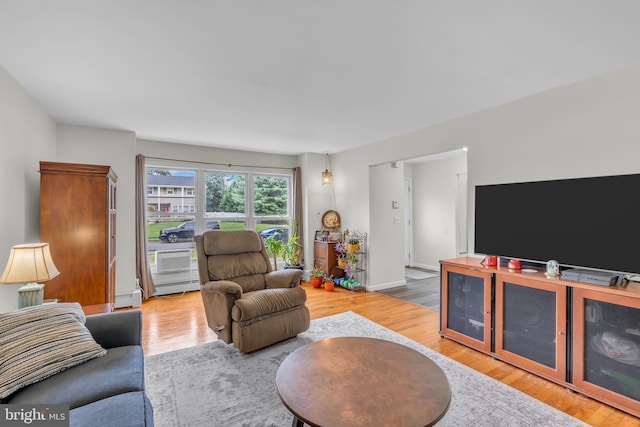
[0,243,60,308]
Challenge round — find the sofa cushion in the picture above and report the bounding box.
[6,345,145,409]
[70,391,154,427]
[0,303,107,399]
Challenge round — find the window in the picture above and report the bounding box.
[203,171,292,235]
[253,175,288,217]
[145,162,293,295]
[204,172,246,216]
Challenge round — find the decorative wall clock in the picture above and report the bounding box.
[321,209,341,229]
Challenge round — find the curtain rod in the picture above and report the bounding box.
[143,155,295,171]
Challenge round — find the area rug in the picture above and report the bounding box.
[405,268,439,280]
[145,312,587,427]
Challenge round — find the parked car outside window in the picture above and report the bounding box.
[258,227,288,241]
[159,221,220,243]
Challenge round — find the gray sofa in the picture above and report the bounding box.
[4,310,154,427]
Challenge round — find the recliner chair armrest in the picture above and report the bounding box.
[201,280,243,297]
[200,280,243,344]
[265,269,304,289]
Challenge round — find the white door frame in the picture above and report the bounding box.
[456,173,468,256]
[404,177,413,266]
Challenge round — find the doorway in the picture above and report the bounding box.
[402,149,468,270]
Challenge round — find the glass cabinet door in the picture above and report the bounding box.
[495,274,567,382]
[441,265,492,353]
[573,288,640,416]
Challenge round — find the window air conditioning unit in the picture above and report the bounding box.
[156,249,192,273]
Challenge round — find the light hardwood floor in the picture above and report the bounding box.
[127,284,640,426]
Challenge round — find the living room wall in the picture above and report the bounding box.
[56,125,137,307]
[0,65,57,312]
[368,161,405,289]
[335,64,640,289]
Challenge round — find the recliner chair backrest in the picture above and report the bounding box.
[195,230,273,292]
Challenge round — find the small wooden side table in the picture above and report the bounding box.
[276,337,451,427]
[82,303,114,316]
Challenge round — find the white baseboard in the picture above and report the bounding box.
[366,279,406,292]
[153,282,200,296]
[115,282,200,308]
[410,262,440,271]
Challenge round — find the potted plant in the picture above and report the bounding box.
[263,233,285,271]
[283,223,303,269]
[310,265,324,288]
[323,273,335,292]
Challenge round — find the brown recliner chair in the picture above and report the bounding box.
[194,229,310,353]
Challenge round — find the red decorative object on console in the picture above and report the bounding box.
[508,259,522,270]
[481,255,498,267]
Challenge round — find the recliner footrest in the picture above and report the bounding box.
[231,287,306,322]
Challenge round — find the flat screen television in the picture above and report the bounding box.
[474,173,640,275]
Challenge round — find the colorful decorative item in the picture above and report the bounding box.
[546,260,560,277]
[339,277,360,290]
[481,255,497,267]
[508,259,522,270]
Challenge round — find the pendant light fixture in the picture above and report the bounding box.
[321,153,333,186]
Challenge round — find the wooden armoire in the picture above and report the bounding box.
[39,161,117,306]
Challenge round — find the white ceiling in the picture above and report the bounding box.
[1,1,639,155]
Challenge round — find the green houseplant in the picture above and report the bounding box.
[282,221,303,269]
[263,233,285,271]
[282,233,302,268]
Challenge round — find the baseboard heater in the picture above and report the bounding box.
[156,249,192,273]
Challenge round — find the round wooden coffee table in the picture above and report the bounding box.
[276,337,451,427]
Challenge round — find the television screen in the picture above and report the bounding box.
[474,173,640,275]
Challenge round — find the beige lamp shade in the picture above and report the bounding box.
[0,243,60,284]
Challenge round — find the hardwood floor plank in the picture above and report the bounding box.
[122,284,640,426]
